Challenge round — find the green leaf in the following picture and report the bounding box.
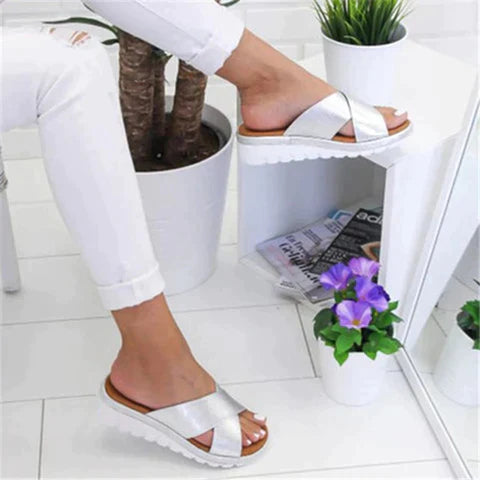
[102,38,118,46]
[473,338,480,350]
[218,0,241,6]
[362,343,377,360]
[388,300,399,311]
[320,325,341,342]
[457,311,471,330]
[323,338,336,347]
[44,16,119,37]
[344,289,357,300]
[331,323,348,334]
[374,311,396,329]
[336,328,361,353]
[377,336,402,355]
[334,348,349,365]
[334,291,343,303]
[313,309,335,338]
[367,324,387,334]
[462,300,479,325]
[313,0,412,46]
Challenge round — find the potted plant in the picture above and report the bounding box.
[313,257,403,405]
[313,0,411,104]
[46,1,238,294]
[433,295,479,406]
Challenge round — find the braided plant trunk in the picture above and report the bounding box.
[162,60,209,168]
[152,52,168,159]
[47,0,237,171]
[118,30,155,170]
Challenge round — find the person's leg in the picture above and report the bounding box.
[0,26,266,448]
[84,0,408,132]
[217,30,408,134]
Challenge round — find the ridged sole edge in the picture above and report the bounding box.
[237,126,412,165]
[97,386,259,468]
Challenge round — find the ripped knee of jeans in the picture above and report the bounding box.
[40,26,92,48]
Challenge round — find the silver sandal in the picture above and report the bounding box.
[98,376,268,468]
[237,91,412,165]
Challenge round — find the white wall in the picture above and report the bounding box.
[1,0,478,160]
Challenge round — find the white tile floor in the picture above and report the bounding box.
[1,155,454,479]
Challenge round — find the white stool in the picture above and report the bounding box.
[0,149,21,292]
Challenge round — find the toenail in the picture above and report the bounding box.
[254,413,266,422]
[260,429,266,437]
[253,432,260,439]
[245,439,252,446]
[394,109,407,117]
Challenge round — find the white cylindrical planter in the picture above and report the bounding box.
[433,324,480,406]
[137,100,233,295]
[318,340,389,405]
[322,24,407,105]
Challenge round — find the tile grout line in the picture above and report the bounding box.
[16,246,239,261]
[2,393,97,405]
[452,274,478,295]
[218,457,450,480]
[431,311,448,337]
[294,304,317,377]
[0,376,318,406]
[1,301,296,327]
[37,399,45,480]
[1,371,408,405]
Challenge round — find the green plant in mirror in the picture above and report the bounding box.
[313,0,412,46]
[457,299,479,350]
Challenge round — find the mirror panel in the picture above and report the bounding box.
[404,103,479,478]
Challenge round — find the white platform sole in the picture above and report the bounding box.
[237,125,412,165]
[97,384,263,468]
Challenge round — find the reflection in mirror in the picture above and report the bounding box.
[412,231,479,478]
[409,106,479,478]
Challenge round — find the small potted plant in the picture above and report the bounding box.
[313,258,403,405]
[46,0,239,295]
[433,294,479,406]
[313,0,411,104]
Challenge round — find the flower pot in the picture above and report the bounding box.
[136,98,233,295]
[318,339,389,405]
[321,24,407,105]
[433,324,479,406]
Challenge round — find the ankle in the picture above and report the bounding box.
[239,66,336,131]
[239,64,296,108]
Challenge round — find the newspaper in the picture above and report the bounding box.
[256,209,353,304]
[311,208,383,275]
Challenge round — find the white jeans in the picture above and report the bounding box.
[0,3,244,310]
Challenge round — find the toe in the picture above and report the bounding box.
[240,416,266,444]
[242,432,253,448]
[377,106,409,131]
[339,106,408,137]
[241,410,267,427]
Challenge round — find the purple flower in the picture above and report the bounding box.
[348,257,380,279]
[354,277,390,312]
[336,300,372,329]
[320,263,352,291]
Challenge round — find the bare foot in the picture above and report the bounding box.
[240,71,408,136]
[110,296,267,449]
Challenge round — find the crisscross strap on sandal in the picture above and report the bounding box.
[103,376,268,463]
[147,385,245,457]
[284,91,389,142]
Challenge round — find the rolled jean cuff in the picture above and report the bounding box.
[96,264,166,311]
[188,12,245,75]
